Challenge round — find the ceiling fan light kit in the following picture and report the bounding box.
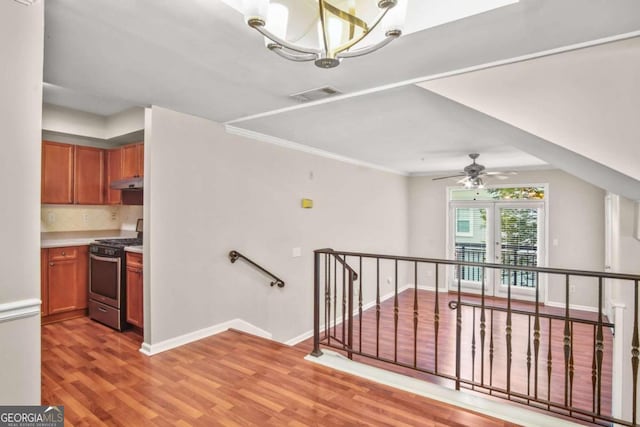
[432,153,517,189]
[242,0,408,68]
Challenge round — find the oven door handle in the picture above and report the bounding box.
[90,254,122,264]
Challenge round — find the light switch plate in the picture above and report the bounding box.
[292,247,302,258]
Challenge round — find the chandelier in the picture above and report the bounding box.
[242,0,408,68]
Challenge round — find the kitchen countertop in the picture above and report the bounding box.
[41,230,138,248]
[124,245,143,254]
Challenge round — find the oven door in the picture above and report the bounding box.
[89,254,121,308]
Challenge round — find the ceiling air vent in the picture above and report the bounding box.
[290,86,342,103]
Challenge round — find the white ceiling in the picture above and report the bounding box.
[42,0,640,187]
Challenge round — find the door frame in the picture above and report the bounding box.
[446,184,549,302]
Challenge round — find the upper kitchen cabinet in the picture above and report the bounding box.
[74,145,105,204]
[121,142,144,179]
[42,141,105,205]
[106,148,122,205]
[41,141,74,204]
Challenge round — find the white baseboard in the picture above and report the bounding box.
[0,298,41,324]
[544,301,598,313]
[139,319,272,356]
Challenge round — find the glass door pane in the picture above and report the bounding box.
[453,206,489,287]
[498,207,539,289]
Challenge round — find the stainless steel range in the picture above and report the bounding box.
[89,220,142,331]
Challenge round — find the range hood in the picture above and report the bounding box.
[110,177,143,190]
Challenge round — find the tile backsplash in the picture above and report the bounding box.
[41,205,144,232]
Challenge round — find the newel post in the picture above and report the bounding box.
[311,250,323,357]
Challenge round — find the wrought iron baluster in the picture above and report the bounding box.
[358,256,363,353]
[596,277,604,416]
[325,254,330,345]
[490,309,494,392]
[506,269,514,397]
[333,256,337,339]
[633,280,639,425]
[534,271,540,400]
[376,258,380,358]
[394,259,399,363]
[347,256,354,360]
[434,263,440,374]
[413,261,418,368]
[527,315,531,400]
[456,264,462,390]
[563,274,571,407]
[569,322,574,417]
[592,326,597,419]
[547,317,552,410]
[480,267,486,387]
[342,258,346,344]
[472,306,476,388]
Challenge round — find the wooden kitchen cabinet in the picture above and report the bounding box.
[121,142,144,179]
[41,141,74,204]
[42,141,108,205]
[106,148,123,204]
[126,252,143,329]
[74,145,105,205]
[41,245,89,323]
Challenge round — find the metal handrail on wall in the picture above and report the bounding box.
[228,250,285,288]
[311,248,640,427]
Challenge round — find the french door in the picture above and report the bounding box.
[450,201,545,300]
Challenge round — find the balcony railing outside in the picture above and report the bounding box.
[312,249,640,427]
[455,242,538,287]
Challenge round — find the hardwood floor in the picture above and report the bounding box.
[42,317,519,426]
[296,289,613,425]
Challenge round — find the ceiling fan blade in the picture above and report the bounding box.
[432,173,466,181]
[457,177,471,184]
[484,171,518,176]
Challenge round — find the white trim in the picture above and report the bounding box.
[544,301,599,313]
[0,299,41,323]
[305,349,583,427]
[225,125,407,176]
[139,319,272,356]
[226,31,640,126]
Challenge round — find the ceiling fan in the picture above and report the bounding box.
[432,153,516,188]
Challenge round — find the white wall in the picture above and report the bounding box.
[409,169,605,308]
[42,103,106,139]
[0,0,43,404]
[144,107,409,344]
[42,103,144,140]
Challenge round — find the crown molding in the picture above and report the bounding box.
[225,125,408,177]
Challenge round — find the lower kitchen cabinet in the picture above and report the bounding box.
[41,245,89,323]
[126,252,143,329]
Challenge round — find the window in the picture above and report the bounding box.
[456,208,473,237]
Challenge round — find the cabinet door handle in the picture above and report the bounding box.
[98,306,107,313]
[49,262,54,267]
[61,251,66,256]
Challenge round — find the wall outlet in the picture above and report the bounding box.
[82,213,89,225]
[386,276,393,285]
[46,212,55,225]
[569,284,576,294]
[111,209,118,221]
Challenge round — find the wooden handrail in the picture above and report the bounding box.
[228,250,285,288]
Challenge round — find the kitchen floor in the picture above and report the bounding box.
[41,317,516,426]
